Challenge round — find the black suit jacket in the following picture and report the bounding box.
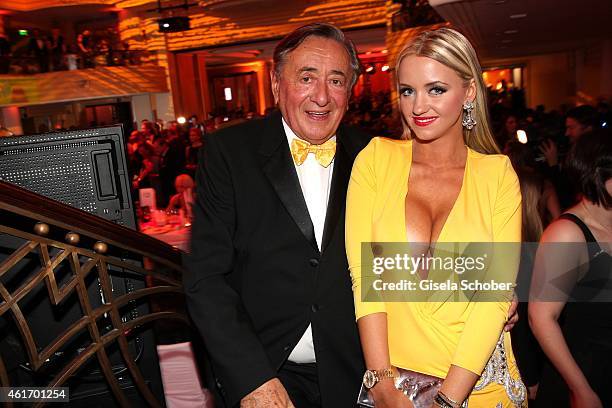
[184,111,369,407]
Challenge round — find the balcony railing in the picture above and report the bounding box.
[0,50,160,76]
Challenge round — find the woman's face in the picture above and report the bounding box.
[397,55,474,143]
[505,116,518,133]
[189,129,201,144]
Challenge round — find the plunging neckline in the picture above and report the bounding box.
[403,142,469,248]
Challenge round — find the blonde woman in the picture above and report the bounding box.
[346,28,526,407]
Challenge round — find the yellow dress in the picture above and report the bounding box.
[346,138,527,407]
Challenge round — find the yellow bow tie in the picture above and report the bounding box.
[290,138,336,167]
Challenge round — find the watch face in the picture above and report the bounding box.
[363,370,377,389]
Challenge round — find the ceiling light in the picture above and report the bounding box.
[381,65,389,72]
[177,116,187,124]
[503,29,518,34]
[510,13,527,19]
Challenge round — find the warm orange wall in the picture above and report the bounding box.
[484,40,612,109]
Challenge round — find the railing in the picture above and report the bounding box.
[0,50,160,76]
[0,180,188,407]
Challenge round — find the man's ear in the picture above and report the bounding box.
[270,70,279,105]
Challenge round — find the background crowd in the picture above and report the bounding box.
[0,26,145,74]
[124,91,611,224]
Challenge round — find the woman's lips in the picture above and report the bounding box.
[413,116,438,127]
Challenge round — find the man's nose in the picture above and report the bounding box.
[310,80,330,106]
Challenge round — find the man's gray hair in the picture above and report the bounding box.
[273,23,362,88]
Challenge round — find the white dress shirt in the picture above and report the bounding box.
[282,118,335,364]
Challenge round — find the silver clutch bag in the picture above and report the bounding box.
[357,368,443,408]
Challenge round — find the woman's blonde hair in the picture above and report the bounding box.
[395,27,499,154]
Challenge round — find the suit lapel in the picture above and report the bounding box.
[258,112,318,251]
[321,127,352,252]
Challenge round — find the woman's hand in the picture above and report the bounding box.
[370,380,414,408]
[569,386,602,408]
[539,139,559,167]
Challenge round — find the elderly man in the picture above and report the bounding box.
[185,23,368,407]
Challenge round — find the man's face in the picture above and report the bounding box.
[271,36,351,145]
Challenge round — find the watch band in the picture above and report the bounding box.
[376,368,397,380]
[363,367,398,389]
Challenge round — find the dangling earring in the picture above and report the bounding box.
[462,100,476,130]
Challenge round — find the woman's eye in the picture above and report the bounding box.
[430,86,447,95]
[400,87,414,96]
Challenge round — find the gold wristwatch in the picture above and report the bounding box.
[362,367,398,389]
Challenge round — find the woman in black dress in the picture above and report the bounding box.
[529,129,611,407]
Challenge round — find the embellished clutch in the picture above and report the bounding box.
[357,368,443,408]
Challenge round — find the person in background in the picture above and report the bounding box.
[157,128,186,207]
[127,130,144,179]
[540,105,598,209]
[506,142,561,225]
[529,129,611,407]
[0,33,11,74]
[166,174,196,219]
[77,29,93,68]
[496,113,519,150]
[132,141,156,191]
[140,119,157,141]
[185,127,203,175]
[48,28,65,71]
[28,29,49,73]
[504,142,557,404]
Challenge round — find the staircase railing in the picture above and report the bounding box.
[0,180,188,407]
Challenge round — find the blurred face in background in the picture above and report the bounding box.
[174,175,194,194]
[271,36,351,144]
[565,117,591,143]
[189,128,202,145]
[398,55,474,143]
[505,116,518,135]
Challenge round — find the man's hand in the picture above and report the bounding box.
[240,378,295,408]
[504,294,519,332]
[539,139,559,167]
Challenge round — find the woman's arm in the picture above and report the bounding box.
[441,158,522,403]
[345,139,387,320]
[528,218,601,406]
[358,314,413,408]
[346,140,410,407]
